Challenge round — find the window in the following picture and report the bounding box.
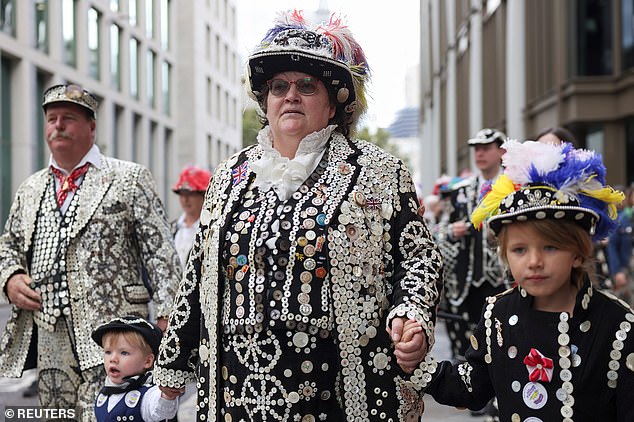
[224,90,229,124]
[160,0,169,49]
[1,56,12,224]
[207,134,213,166]
[206,25,211,60]
[35,73,48,169]
[215,84,221,119]
[113,105,123,158]
[627,118,634,184]
[110,24,121,90]
[586,125,604,157]
[573,0,613,76]
[207,77,212,114]
[147,51,156,107]
[146,0,153,38]
[62,0,77,67]
[224,44,228,77]
[163,129,172,202]
[161,61,171,115]
[623,0,634,70]
[149,122,157,173]
[130,38,139,98]
[35,1,48,52]
[1,0,15,36]
[88,8,101,80]
[110,0,119,12]
[132,113,141,162]
[129,0,137,26]
[215,35,220,70]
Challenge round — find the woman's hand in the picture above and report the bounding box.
[388,317,428,374]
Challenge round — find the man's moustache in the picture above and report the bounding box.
[49,131,72,141]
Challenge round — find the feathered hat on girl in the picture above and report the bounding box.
[246,10,370,130]
[471,140,624,241]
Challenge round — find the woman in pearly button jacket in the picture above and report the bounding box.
[154,10,443,421]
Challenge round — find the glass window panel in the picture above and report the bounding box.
[110,0,118,12]
[1,56,12,224]
[110,24,121,90]
[586,126,604,157]
[62,0,76,67]
[35,1,48,52]
[130,38,139,98]
[162,61,171,115]
[160,0,169,49]
[574,0,613,76]
[623,0,634,70]
[88,8,101,80]
[129,0,137,26]
[35,73,47,170]
[626,118,634,184]
[147,51,155,107]
[206,77,211,114]
[146,0,153,38]
[1,0,15,36]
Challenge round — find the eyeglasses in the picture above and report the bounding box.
[266,77,319,97]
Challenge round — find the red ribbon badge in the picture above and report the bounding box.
[523,348,554,383]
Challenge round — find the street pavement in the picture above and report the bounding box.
[0,304,481,421]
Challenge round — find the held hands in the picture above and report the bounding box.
[6,273,41,311]
[387,317,428,374]
[159,385,185,400]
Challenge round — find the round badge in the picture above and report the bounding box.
[522,382,548,409]
[96,393,108,407]
[125,390,142,407]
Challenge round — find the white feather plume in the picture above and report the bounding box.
[501,140,565,184]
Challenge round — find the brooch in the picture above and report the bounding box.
[523,348,554,383]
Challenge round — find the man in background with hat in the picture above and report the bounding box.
[437,128,508,361]
[171,166,211,269]
[0,83,181,418]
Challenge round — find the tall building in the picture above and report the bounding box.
[0,0,242,222]
[419,0,634,194]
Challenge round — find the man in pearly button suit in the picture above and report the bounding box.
[0,84,181,419]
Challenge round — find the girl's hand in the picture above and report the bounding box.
[388,318,427,374]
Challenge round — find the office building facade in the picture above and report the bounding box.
[419,0,634,192]
[0,0,242,221]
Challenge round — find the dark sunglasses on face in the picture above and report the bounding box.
[267,77,319,97]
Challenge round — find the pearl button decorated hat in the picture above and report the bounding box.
[471,139,624,241]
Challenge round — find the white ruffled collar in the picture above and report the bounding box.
[250,125,336,201]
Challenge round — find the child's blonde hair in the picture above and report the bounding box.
[497,219,594,289]
[102,330,155,358]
